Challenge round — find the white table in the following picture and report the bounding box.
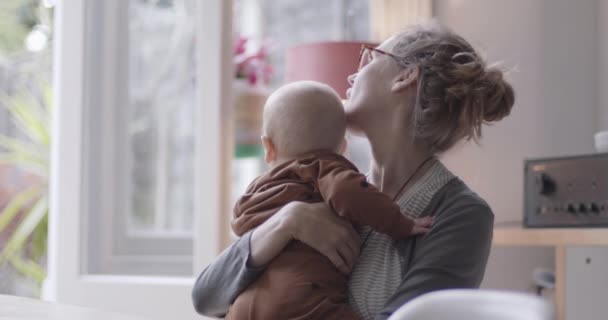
[0,294,147,320]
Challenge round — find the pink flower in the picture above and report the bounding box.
[247,72,258,85]
[234,36,247,55]
[233,34,274,86]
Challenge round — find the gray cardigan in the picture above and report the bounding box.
[191,177,494,319]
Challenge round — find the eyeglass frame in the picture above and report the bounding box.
[358,44,411,71]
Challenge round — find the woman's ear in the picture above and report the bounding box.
[261,135,277,164]
[391,65,420,93]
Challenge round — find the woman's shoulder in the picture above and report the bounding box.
[429,177,494,221]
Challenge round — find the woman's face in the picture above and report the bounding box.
[344,37,405,134]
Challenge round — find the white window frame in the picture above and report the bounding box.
[81,0,194,276]
[45,0,232,317]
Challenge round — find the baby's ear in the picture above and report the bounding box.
[261,135,277,164]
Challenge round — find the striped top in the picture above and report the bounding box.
[348,160,456,319]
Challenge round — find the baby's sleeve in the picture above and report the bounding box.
[316,162,414,239]
[231,176,284,236]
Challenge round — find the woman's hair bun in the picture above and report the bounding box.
[476,67,514,123]
[394,22,515,152]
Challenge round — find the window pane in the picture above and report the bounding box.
[82,0,198,276]
[127,0,195,236]
[234,0,369,87]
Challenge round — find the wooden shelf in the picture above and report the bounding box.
[492,222,608,320]
[493,222,608,246]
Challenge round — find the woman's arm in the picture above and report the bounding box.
[376,204,494,319]
[191,231,266,317]
[191,201,360,317]
[251,201,361,271]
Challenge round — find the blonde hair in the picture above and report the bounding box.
[262,81,346,157]
[393,22,515,153]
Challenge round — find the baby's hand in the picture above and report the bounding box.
[411,216,434,235]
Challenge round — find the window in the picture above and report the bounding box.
[73,0,379,278]
[47,1,228,317]
[82,0,196,276]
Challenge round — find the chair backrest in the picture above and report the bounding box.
[387,289,554,320]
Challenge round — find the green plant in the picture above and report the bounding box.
[0,82,51,286]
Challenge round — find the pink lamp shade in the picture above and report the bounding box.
[285,42,376,100]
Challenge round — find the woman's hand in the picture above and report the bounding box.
[248,201,361,274]
[284,202,361,274]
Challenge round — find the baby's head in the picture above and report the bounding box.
[261,81,346,164]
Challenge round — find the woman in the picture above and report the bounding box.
[192,22,514,319]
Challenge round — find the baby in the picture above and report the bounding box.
[226,81,433,320]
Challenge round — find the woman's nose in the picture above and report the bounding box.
[347,73,357,86]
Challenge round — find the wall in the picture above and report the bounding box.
[434,0,599,292]
[598,0,608,131]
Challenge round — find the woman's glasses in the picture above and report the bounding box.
[358,45,410,71]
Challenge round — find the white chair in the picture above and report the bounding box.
[387,289,554,320]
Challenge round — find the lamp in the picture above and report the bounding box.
[285,41,375,100]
